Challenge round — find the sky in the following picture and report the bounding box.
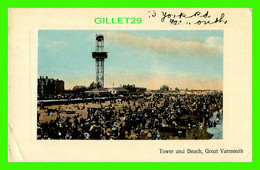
[38,30,223,90]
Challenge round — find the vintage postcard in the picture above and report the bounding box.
[8,8,252,162]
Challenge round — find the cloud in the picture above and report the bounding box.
[46,40,68,50]
[206,36,223,50]
[105,32,222,56]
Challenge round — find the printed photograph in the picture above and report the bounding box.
[37,30,223,140]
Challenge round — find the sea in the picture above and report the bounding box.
[207,109,223,140]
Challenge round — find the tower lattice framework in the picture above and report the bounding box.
[92,34,108,88]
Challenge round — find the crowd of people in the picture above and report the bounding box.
[37,91,223,140]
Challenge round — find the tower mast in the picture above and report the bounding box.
[92,34,108,88]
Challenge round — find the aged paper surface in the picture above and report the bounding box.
[8,8,252,162]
